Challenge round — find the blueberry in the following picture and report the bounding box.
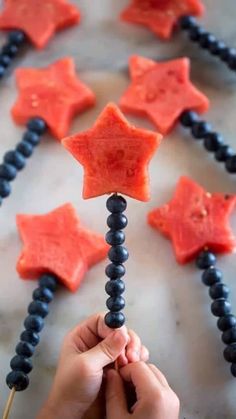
[106,195,127,213]
[105,311,125,329]
[211,299,231,317]
[4,150,25,170]
[20,330,40,347]
[105,263,126,279]
[217,315,236,332]
[209,283,230,300]
[105,279,125,296]
[23,131,41,146]
[222,327,236,345]
[202,267,222,286]
[8,30,26,46]
[10,355,32,374]
[27,118,47,135]
[28,301,49,318]
[108,246,129,264]
[0,163,17,181]
[106,230,125,246]
[107,213,128,230]
[0,178,11,197]
[39,274,58,292]
[16,141,34,158]
[24,315,44,332]
[33,287,54,303]
[15,342,34,358]
[106,296,125,312]
[180,111,199,127]
[224,343,236,363]
[196,250,216,270]
[6,371,29,391]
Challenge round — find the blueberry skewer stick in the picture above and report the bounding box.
[180,16,236,73]
[0,118,47,206]
[105,194,128,329]
[180,110,236,175]
[196,250,236,377]
[3,274,57,419]
[0,30,27,80]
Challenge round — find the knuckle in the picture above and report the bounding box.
[100,341,115,362]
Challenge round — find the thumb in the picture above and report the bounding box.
[106,369,127,418]
[85,329,129,371]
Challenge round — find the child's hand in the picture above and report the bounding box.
[37,312,149,419]
[106,362,180,419]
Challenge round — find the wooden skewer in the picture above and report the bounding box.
[2,388,16,419]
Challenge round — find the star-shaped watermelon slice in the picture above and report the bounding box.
[120,0,204,40]
[16,203,108,292]
[0,0,80,49]
[11,57,96,140]
[148,176,236,264]
[119,56,209,135]
[62,103,162,201]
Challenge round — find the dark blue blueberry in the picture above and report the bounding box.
[105,263,126,279]
[204,132,224,152]
[215,145,234,162]
[209,283,230,300]
[20,330,40,347]
[209,40,227,56]
[231,363,236,377]
[179,15,196,30]
[106,230,125,246]
[6,371,29,391]
[16,342,34,358]
[23,131,41,146]
[211,299,231,317]
[0,54,11,68]
[202,267,222,286]
[228,52,236,70]
[105,279,125,296]
[16,141,34,158]
[191,121,212,139]
[220,47,236,62]
[106,195,127,213]
[0,65,5,78]
[217,315,236,332]
[24,315,44,332]
[196,250,216,270]
[8,30,26,46]
[180,110,199,127]
[4,150,25,170]
[39,274,58,292]
[226,155,236,173]
[0,163,17,181]
[222,327,236,345]
[108,246,129,264]
[28,301,49,318]
[105,311,125,329]
[33,287,54,303]
[199,32,216,49]
[10,355,32,374]
[106,296,125,312]
[224,343,236,363]
[0,178,11,197]
[107,213,128,230]
[189,25,206,42]
[2,43,18,58]
[27,118,47,135]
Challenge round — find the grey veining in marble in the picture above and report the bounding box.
[0,1,236,418]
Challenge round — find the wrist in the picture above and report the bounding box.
[37,397,85,419]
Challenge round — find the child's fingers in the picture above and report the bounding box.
[106,370,128,418]
[120,362,163,399]
[140,345,149,362]
[148,364,169,388]
[126,329,141,362]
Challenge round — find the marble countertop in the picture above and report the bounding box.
[1,1,236,418]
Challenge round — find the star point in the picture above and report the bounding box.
[16,203,108,292]
[120,56,209,134]
[62,103,162,201]
[11,57,96,139]
[148,176,236,264]
[120,0,204,39]
[0,0,80,49]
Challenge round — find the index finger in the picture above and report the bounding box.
[120,362,162,399]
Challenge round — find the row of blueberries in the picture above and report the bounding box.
[6,274,58,392]
[105,194,128,329]
[0,30,26,79]
[196,250,236,377]
[180,110,236,174]
[180,16,236,71]
[0,117,47,205]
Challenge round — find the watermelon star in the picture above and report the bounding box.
[120,56,209,134]
[16,203,108,292]
[120,0,204,40]
[11,57,96,140]
[0,0,80,49]
[148,176,236,264]
[62,103,162,202]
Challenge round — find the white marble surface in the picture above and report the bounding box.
[1,1,236,418]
